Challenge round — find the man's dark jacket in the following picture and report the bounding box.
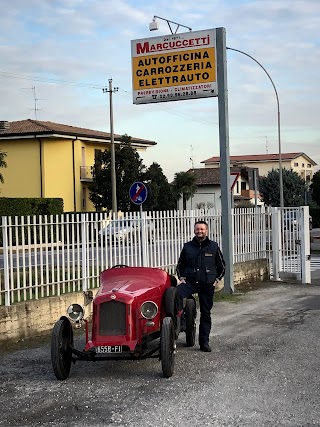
[176,236,225,284]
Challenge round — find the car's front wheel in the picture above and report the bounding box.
[51,317,74,380]
[164,287,181,339]
[160,316,176,378]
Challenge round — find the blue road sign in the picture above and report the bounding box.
[129,181,148,205]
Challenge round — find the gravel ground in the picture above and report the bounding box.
[1,282,320,427]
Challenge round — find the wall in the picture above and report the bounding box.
[0,259,269,343]
[0,291,93,343]
[0,139,41,197]
[178,185,221,210]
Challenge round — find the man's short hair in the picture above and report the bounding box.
[194,220,208,227]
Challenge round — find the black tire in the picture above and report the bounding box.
[185,297,196,347]
[160,317,175,378]
[164,287,180,339]
[51,318,74,380]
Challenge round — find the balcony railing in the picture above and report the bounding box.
[80,166,93,181]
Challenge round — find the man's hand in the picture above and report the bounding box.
[178,277,186,285]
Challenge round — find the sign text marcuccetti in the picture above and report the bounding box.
[131,29,217,104]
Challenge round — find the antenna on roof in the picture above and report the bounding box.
[190,145,194,170]
[22,86,45,119]
[265,136,268,154]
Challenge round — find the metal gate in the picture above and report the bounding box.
[271,206,311,283]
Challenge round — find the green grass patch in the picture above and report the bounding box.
[214,291,244,303]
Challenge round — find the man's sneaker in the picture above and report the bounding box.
[200,344,212,352]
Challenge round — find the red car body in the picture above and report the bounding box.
[51,266,184,380]
[85,267,174,353]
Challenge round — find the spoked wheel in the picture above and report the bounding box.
[51,318,74,380]
[164,287,181,339]
[160,317,176,378]
[185,297,197,347]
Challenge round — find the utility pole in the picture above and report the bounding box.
[103,79,118,214]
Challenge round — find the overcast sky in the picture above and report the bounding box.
[0,0,319,181]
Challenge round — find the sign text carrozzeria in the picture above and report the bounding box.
[131,29,217,104]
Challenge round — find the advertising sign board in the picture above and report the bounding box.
[131,29,217,104]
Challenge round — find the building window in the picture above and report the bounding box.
[241,182,246,191]
[82,187,87,209]
[302,163,305,167]
[294,162,298,167]
[307,163,311,168]
[94,149,102,174]
[236,181,239,193]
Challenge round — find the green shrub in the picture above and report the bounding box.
[0,198,63,216]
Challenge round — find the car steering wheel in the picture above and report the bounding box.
[111,264,129,269]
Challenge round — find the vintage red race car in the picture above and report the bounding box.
[51,265,197,380]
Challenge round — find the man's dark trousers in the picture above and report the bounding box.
[177,280,215,346]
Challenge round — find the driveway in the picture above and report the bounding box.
[1,282,320,427]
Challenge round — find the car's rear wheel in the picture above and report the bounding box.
[185,297,196,347]
[164,287,180,339]
[51,318,74,380]
[160,316,175,378]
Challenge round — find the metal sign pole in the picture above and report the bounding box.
[216,27,234,293]
[129,182,148,267]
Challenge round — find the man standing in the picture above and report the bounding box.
[176,220,225,352]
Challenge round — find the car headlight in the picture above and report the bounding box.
[67,303,85,321]
[140,301,158,319]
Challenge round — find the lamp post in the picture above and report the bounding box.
[103,79,118,214]
[149,15,192,34]
[227,47,284,208]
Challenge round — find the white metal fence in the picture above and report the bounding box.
[271,206,311,283]
[0,208,269,306]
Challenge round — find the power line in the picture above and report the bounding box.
[2,69,284,143]
[0,70,103,89]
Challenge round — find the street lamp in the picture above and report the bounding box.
[149,15,192,34]
[227,47,284,208]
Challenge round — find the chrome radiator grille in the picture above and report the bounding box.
[99,300,126,336]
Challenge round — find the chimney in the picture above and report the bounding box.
[0,121,10,132]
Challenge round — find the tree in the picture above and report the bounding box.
[141,162,176,211]
[172,171,197,210]
[259,168,307,207]
[310,170,320,206]
[0,150,7,185]
[88,135,145,212]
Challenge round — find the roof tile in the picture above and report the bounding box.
[201,152,317,166]
[0,119,156,146]
[188,167,241,185]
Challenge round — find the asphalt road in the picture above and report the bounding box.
[1,283,320,427]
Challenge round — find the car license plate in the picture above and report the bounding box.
[96,345,122,354]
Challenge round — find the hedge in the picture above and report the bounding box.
[0,198,63,217]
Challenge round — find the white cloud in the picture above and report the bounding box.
[0,0,319,181]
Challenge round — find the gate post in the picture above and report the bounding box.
[140,210,148,267]
[81,213,88,291]
[2,216,11,306]
[271,207,282,281]
[300,206,311,284]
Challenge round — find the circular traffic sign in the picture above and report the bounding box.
[129,181,148,205]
